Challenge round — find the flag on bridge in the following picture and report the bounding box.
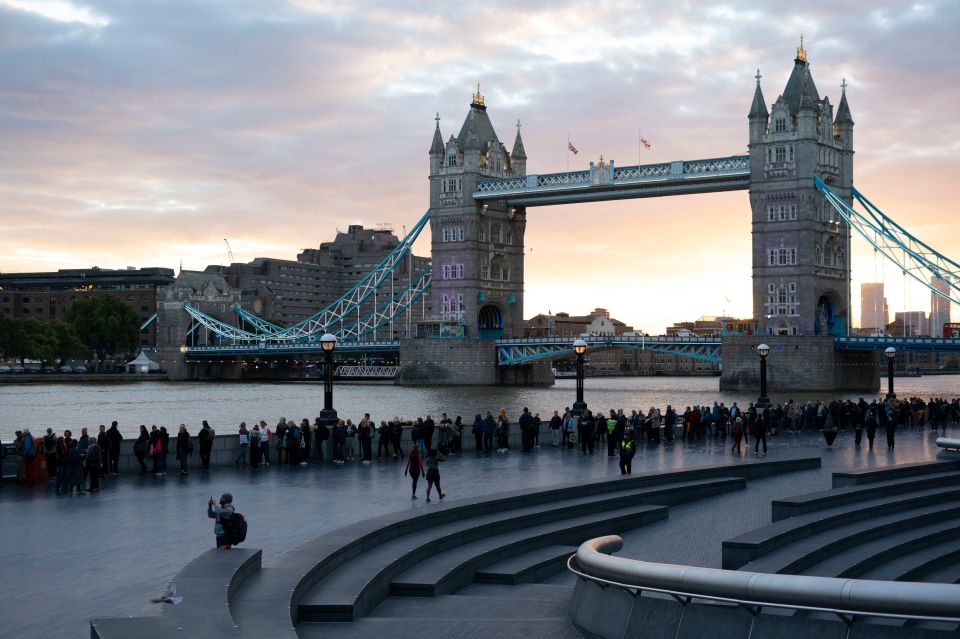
[640,137,651,150]
[568,141,579,154]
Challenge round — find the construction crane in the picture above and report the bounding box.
[224,238,234,264]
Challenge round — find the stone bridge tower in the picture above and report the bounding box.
[428,87,527,339]
[748,40,854,336]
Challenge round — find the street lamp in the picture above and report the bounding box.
[756,343,770,408]
[319,333,338,427]
[572,339,588,417]
[884,346,896,400]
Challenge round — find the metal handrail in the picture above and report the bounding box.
[569,535,960,624]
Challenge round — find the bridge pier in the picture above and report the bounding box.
[720,336,878,395]
[395,338,554,386]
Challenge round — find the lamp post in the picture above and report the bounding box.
[318,333,338,427]
[884,346,896,400]
[572,339,588,417]
[756,343,770,408]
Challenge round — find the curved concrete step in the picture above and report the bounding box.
[297,617,584,639]
[740,504,960,575]
[296,477,739,622]
[772,470,960,521]
[856,535,960,583]
[800,517,960,578]
[475,545,577,585]
[723,484,960,569]
[832,459,960,488]
[387,503,667,597]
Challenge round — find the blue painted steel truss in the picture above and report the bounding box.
[496,336,722,366]
[474,155,749,206]
[815,176,960,306]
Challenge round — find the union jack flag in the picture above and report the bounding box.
[640,137,651,150]
[568,141,579,154]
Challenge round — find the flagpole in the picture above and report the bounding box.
[566,132,570,172]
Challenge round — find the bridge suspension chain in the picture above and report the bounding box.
[814,176,960,306]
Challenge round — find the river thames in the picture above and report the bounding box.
[2,375,958,441]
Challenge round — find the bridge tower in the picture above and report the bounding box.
[427,87,527,339]
[748,40,854,337]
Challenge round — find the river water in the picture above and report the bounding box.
[2,375,958,441]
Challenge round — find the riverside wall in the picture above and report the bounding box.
[395,338,554,386]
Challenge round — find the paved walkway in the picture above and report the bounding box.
[0,424,954,639]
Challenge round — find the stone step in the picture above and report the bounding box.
[832,459,960,488]
[297,477,738,622]
[474,545,578,585]
[296,617,584,639]
[388,503,667,597]
[772,470,960,521]
[800,516,960,578]
[856,535,960,583]
[740,503,960,576]
[368,592,571,619]
[457,582,575,601]
[723,484,960,569]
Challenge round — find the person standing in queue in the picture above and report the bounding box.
[198,421,214,469]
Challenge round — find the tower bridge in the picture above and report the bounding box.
[164,42,960,391]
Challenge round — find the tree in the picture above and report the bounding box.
[66,294,140,369]
[46,320,89,366]
[0,317,54,365]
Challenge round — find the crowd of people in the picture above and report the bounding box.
[3,397,958,494]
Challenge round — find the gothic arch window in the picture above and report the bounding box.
[774,117,787,133]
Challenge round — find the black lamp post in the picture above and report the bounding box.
[884,346,896,400]
[318,333,338,427]
[572,338,588,417]
[756,343,770,408]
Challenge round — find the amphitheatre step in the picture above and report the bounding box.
[722,484,960,569]
[387,503,667,597]
[739,503,960,576]
[368,591,572,619]
[296,477,740,622]
[297,617,584,639]
[474,544,578,585]
[856,535,960,582]
[457,582,575,600]
[772,470,960,521]
[832,459,960,488]
[916,559,960,584]
[799,517,960,578]
[230,457,816,636]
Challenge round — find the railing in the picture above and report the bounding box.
[570,535,960,625]
[497,335,721,346]
[333,365,399,378]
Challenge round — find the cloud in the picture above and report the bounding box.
[1,0,958,331]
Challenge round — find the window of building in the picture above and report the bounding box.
[767,205,775,222]
[502,265,510,281]
[775,147,786,163]
[774,118,787,133]
[479,224,488,242]
[480,257,489,279]
[446,154,457,167]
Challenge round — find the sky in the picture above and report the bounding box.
[1,0,958,334]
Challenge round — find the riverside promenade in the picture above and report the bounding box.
[1,425,955,639]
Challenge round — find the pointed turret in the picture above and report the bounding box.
[429,113,444,156]
[511,120,527,176]
[835,80,854,126]
[781,37,820,116]
[749,69,769,120]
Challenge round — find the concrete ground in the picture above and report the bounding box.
[0,424,954,639]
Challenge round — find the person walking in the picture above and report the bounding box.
[731,416,744,454]
[176,424,193,475]
[404,444,425,500]
[618,429,636,475]
[235,423,249,466]
[424,448,446,502]
[865,407,878,451]
[207,493,237,549]
[884,402,897,450]
[198,421,215,469]
[754,407,768,454]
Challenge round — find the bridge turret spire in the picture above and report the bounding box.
[749,68,768,120]
[429,112,445,156]
[511,119,527,162]
[835,79,854,126]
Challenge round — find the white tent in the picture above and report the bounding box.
[126,350,160,374]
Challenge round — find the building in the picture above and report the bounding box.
[749,41,854,336]
[888,311,928,337]
[0,267,175,347]
[859,282,887,333]
[428,87,527,338]
[524,308,634,338]
[929,275,952,338]
[210,224,430,337]
[666,316,755,337]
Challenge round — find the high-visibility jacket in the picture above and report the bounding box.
[607,418,617,432]
[620,439,634,453]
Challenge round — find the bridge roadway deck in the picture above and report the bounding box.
[0,425,955,639]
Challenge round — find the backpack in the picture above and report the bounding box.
[221,511,248,545]
[22,436,37,458]
[290,426,301,440]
